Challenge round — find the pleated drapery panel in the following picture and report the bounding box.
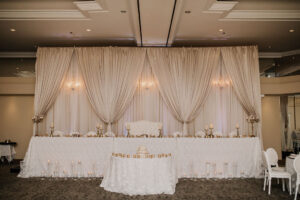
[33,47,74,135]
[147,48,220,135]
[76,47,146,134]
[221,46,262,139]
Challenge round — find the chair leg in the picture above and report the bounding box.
[295,184,299,200]
[263,174,267,191]
[289,178,292,195]
[278,178,280,184]
[282,178,285,192]
[268,178,272,195]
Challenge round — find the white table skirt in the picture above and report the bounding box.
[286,157,297,193]
[0,145,16,162]
[19,137,262,178]
[18,137,113,178]
[100,156,177,195]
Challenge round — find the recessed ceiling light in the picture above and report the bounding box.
[86,29,91,32]
[185,10,191,14]
[219,29,223,32]
[289,29,295,33]
[10,28,16,32]
[120,10,127,13]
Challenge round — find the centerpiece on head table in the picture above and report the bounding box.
[209,123,214,138]
[136,146,149,158]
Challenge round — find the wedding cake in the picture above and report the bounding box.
[136,146,149,155]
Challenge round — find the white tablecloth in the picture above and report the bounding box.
[18,137,113,178]
[286,157,297,193]
[176,138,262,178]
[19,137,262,178]
[0,145,16,162]
[100,155,177,195]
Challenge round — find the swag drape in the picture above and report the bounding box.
[33,47,74,135]
[76,47,146,133]
[148,48,220,135]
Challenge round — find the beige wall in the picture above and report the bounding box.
[0,95,34,159]
[261,75,300,95]
[261,96,282,159]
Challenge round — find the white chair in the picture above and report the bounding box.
[126,120,162,137]
[293,155,300,200]
[266,148,284,170]
[263,151,291,195]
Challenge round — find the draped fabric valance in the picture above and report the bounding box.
[33,45,262,141]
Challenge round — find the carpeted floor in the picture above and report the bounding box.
[0,164,294,200]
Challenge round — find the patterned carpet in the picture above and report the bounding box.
[0,164,294,200]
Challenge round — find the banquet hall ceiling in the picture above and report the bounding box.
[0,0,299,53]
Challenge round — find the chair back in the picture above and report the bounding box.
[126,120,162,137]
[263,151,272,172]
[266,148,279,167]
[294,155,300,174]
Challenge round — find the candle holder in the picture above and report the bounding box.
[236,127,240,138]
[247,115,259,137]
[126,128,130,137]
[204,128,209,138]
[159,128,162,138]
[209,127,214,138]
[50,126,54,137]
[96,126,100,137]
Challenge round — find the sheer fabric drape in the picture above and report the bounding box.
[37,46,259,139]
[33,47,74,135]
[147,48,220,135]
[38,54,102,135]
[221,46,262,138]
[76,47,146,133]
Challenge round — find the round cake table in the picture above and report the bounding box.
[100,154,177,195]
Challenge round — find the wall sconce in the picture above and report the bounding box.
[212,78,231,88]
[140,81,154,90]
[67,81,81,90]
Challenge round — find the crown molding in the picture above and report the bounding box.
[221,10,300,21]
[0,49,299,58]
[0,9,89,20]
[259,49,300,58]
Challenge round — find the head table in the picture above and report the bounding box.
[18,137,262,179]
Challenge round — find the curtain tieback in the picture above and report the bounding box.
[32,115,44,123]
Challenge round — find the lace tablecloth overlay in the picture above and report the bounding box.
[100,154,177,195]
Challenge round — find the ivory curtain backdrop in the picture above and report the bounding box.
[76,47,146,132]
[33,47,74,135]
[36,46,260,139]
[147,48,220,135]
[221,46,262,139]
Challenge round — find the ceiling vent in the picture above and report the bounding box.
[208,1,238,11]
[73,1,103,11]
